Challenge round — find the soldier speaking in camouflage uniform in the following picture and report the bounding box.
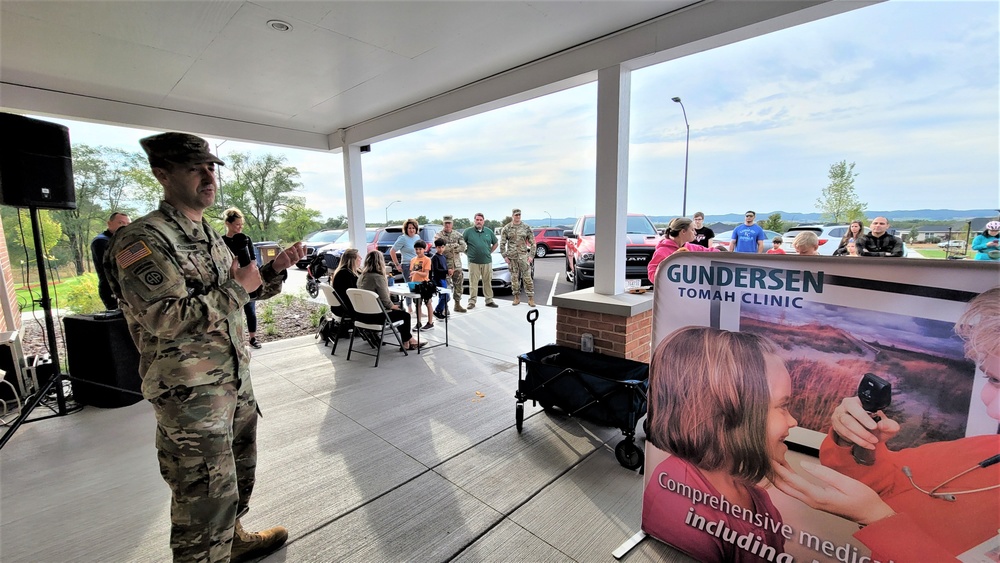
[434,215,468,313]
[499,208,537,307]
[106,133,305,563]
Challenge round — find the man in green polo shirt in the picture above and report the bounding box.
[462,212,499,308]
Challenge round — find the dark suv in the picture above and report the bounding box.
[532,227,567,258]
[564,214,661,290]
[375,224,444,276]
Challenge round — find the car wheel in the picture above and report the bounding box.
[535,245,548,258]
[565,257,572,282]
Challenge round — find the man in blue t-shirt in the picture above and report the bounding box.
[729,210,766,253]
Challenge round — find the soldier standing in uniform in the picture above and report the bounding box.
[105,132,305,563]
[435,215,468,313]
[499,208,537,307]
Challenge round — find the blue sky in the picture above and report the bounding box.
[43,1,999,224]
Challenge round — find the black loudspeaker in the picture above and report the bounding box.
[64,314,142,408]
[0,112,77,210]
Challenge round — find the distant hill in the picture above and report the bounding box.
[525,209,997,227]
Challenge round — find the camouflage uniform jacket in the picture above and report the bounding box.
[106,201,284,400]
[435,228,467,268]
[499,222,536,259]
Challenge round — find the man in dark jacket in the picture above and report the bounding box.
[857,217,903,257]
[91,211,130,309]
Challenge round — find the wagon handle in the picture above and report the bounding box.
[526,309,539,351]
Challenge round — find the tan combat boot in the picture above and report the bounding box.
[454,301,467,313]
[528,296,536,307]
[231,520,288,563]
[512,294,520,306]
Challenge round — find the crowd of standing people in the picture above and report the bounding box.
[646,212,922,285]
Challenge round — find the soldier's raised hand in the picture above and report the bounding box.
[271,242,306,272]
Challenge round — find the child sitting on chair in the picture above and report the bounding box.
[409,240,435,331]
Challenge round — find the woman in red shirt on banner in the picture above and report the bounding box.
[776,288,1000,562]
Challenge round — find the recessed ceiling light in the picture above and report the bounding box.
[267,20,292,32]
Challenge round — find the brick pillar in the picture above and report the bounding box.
[555,307,651,363]
[0,218,21,333]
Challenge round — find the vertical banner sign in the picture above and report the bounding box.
[642,254,999,563]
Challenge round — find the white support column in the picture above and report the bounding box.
[342,145,368,254]
[593,64,631,296]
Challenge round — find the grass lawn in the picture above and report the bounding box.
[910,245,974,259]
[14,273,96,311]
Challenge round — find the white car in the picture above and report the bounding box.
[938,240,966,248]
[460,249,534,294]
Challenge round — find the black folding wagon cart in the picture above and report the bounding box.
[516,309,649,470]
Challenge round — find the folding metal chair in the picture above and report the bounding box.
[345,288,408,367]
[318,283,353,356]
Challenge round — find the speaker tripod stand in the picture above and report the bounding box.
[0,206,72,450]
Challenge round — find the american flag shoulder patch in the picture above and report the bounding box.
[116,240,152,269]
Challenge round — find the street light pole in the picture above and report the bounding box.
[671,97,689,217]
[215,139,228,207]
[543,211,552,226]
[385,200,402,225]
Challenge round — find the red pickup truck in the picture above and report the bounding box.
[564,214,662,290]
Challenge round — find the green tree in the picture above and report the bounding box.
[57,145,145,275]
[816,160,867,223]
[218,152,302,240]
[761,213,786,233]
[278,205,323,242]
[323,215,348,229]
[122,165,162,215]
[0,208,63,272]
[908,226,919,244]
[452,217,472,230]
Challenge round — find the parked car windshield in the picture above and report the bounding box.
[377,230,402,245]
[580,216,656,237]
[306,230,343,244]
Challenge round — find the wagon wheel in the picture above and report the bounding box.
[642,417,650,436]
[615,440,644,470]
[537,401,553,412]
[515,402,524,433]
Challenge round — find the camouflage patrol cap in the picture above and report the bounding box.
[442,215,454,223]
[512,208,521,215]
[139,132,225,168]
